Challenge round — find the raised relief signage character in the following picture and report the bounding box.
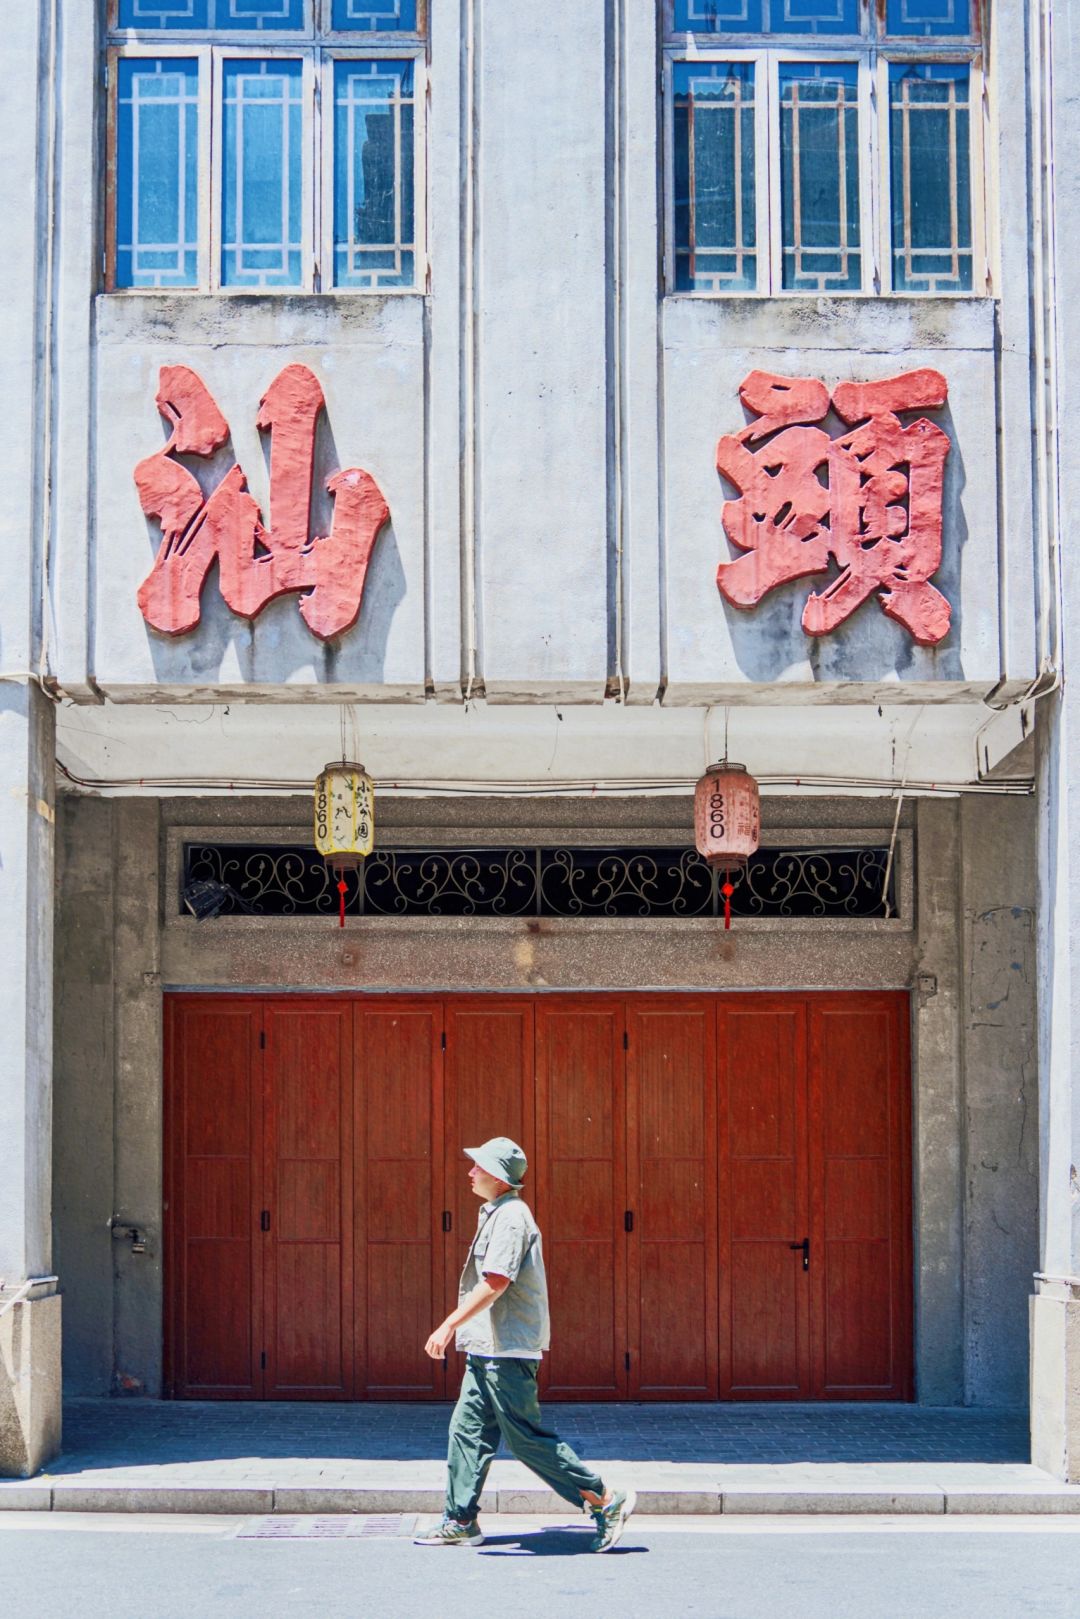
[716,368,951,646]
[135,364,389,641]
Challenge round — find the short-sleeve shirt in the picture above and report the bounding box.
[454,1190,551,1359]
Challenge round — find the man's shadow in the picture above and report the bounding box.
[477,1526,647,1557]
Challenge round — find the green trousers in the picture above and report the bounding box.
[445,1355,605,1523]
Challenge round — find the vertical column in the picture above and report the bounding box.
[1032,0,1080,1481]
[912,800,964,1405]
[475,0,610,701]
[0,689,60,1476]
[0,0,60,1478]
[960,796,1038,1407]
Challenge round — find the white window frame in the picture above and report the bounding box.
[320,47,429,295]
[105,0,428,294]
[663,20,988,298]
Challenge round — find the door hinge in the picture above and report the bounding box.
[259,1030,266,1049]
[624,1210,634,1233]
[624,1351,630,1372]
[260,1210,271,1232]
[260,1351,266,1370]
[442,1210,452,1233]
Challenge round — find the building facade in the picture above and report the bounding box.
[2,0,1077,1478]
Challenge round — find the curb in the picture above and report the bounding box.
[3,1484,1080,1515]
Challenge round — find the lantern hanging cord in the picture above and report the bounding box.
[880,707,921,917]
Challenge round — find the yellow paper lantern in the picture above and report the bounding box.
[315,763,374,925]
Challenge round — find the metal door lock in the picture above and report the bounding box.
[110,1222,147,1255]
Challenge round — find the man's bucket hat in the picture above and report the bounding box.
[465,1137,527,1189]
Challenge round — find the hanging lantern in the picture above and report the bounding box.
[694,761,760,931]
[314,761,374,927]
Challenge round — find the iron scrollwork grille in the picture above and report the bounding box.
[182,843,897,920]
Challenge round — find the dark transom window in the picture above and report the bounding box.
[182,842,898,920]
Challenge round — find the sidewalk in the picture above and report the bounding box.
[3,1399,1078,1515]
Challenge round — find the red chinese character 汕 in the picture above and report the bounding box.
[135,364,389,641]
[715,368,952,646]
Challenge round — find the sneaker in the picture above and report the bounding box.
[589,1488,637,1553]
[413,1517,484,1548]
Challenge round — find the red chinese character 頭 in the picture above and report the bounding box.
[715,368,952,646]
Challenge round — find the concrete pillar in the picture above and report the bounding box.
[1031,0,1080,1482]
[0,686,60,1476]
[0,0,60,1479]
[1033,692,1080,1477]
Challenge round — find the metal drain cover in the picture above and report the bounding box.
[236,1515,416,1540]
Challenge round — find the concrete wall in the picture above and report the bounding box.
[36,0,1037,711]
[53,785,1038,1406]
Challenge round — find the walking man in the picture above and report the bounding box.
[414,1136,636,1552]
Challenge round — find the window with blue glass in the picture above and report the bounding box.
[107,2,424,291]
[115,58,199,287]
[118,0,307,30]
[780,62,860,292]
[332,60,415,288]
[221,60,303,287]
[673,63,757,293]
[330,0,420,31]
[666,0,984,294]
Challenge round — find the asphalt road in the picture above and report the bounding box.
[4,1512,1080,1619]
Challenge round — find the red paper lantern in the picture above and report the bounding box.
[694,761,761,929]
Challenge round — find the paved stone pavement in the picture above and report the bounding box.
[55,1398,1029,1467]
[8,1399,1073,1516]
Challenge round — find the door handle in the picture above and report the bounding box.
[789,1237,809,1271]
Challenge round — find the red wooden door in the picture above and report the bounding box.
[353,999,445,1398]
[626,998,719,1398]
[534,997,627,1399]
[808,994,912,1399]
[165,997,263,1398]
[442,998,535,1391]
[261,1000,353,1398]
[718,997,810,1398]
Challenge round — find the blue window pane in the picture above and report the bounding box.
[672,1,764,31]
[331,0,419,30]
[118,0,306,28]
[885,0,971,37]
[211,0,305,27]
[779,62,861,291]
[118,1,209,26]
[770,0,860,33]
[889,64,972,292]
[673,62,757,292]
[671,0,860,32]
[115,58,199,288]
[333,60,415,288]
[221,60,303,287]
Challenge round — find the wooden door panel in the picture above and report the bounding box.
[809,995,912,1399]
[443,999,534,1391]
[263,1001,352,1398]
[719,1000,809,1397]
[535,999,625,1399]
[165,998,262,1398]
[627,1000,717,1398]
[354,1000,443,1398]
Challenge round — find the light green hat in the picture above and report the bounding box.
[465,1136,527,1189]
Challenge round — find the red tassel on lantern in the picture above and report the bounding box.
[694,761,761,929]
[338,876,348,928]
